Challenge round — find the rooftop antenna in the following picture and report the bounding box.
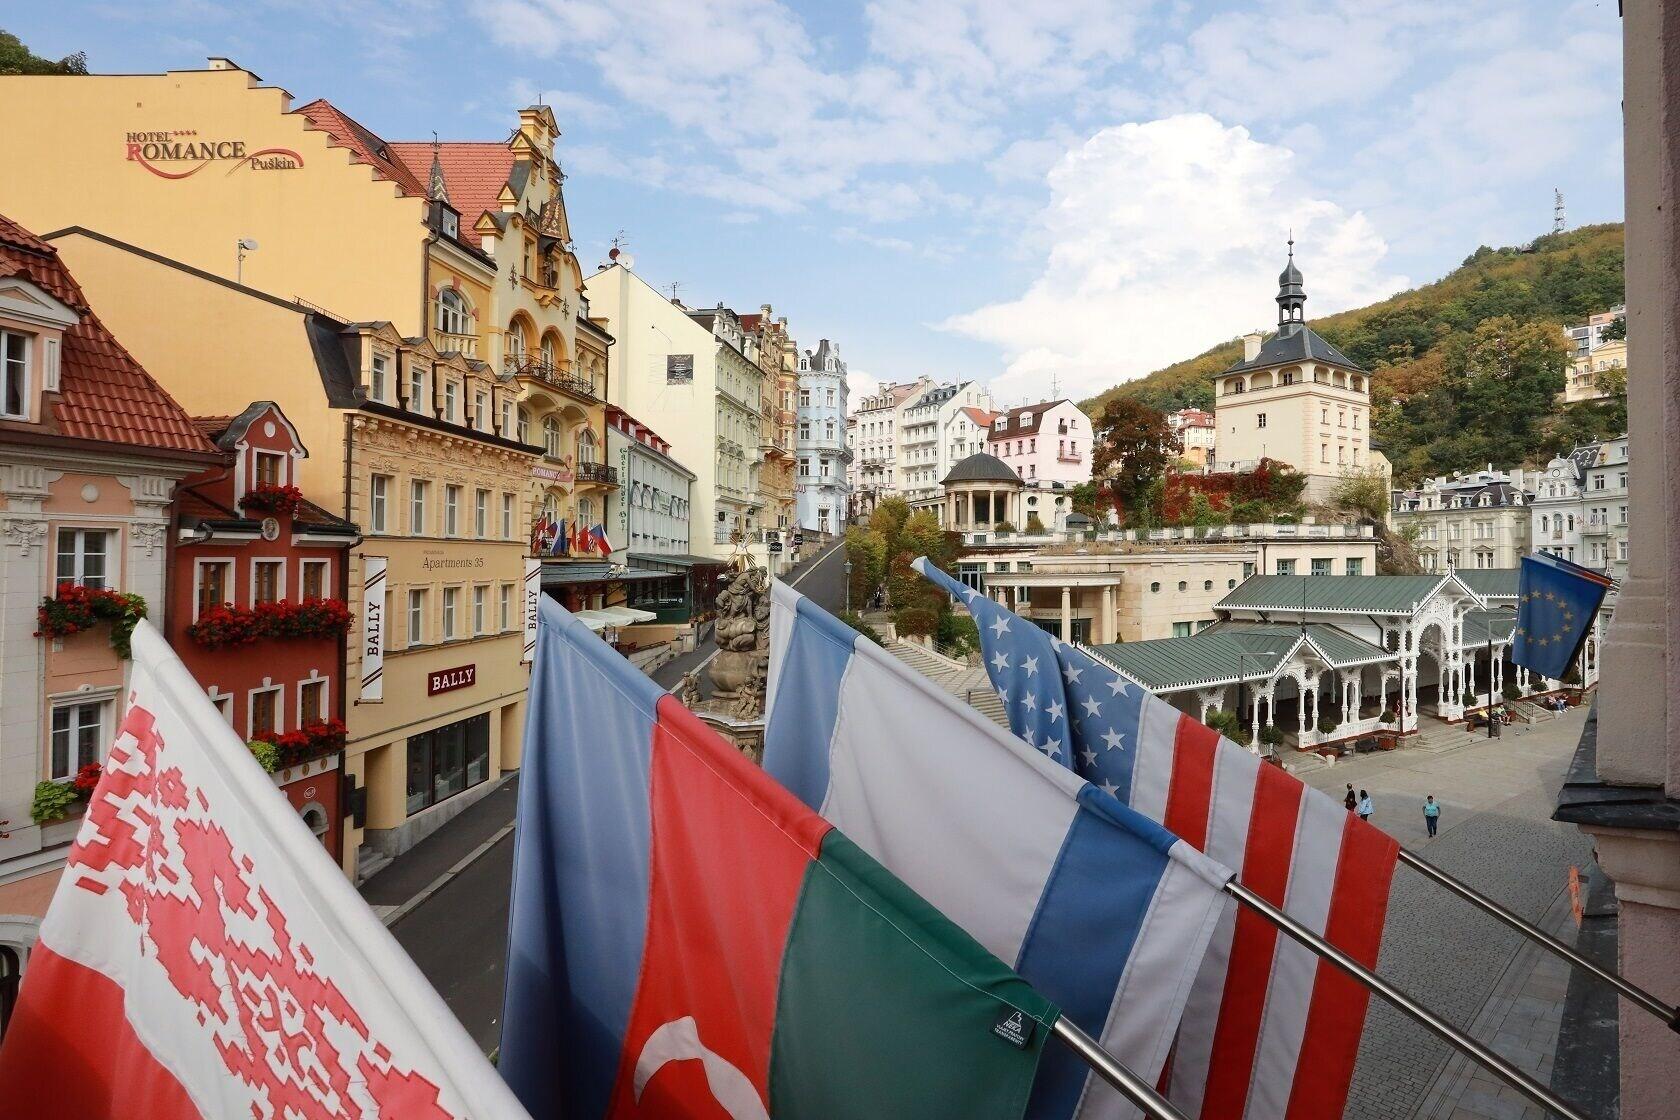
[1553,189,1566,234]
[667,281,683,303]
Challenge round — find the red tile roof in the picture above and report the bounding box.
[0,214,218,456]
[389,141,514,248]
[738,313,763,330]
[959,406,999,428]
[292,99,429,198]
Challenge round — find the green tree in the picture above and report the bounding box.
[843,525,888,608]
[1092,398,1179,517]
[0,30,87,75]
[866,496,911,549]
[1329,466,1391,522]
[1068,482,1105,521]
[1599,314,1626,341]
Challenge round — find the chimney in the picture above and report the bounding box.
[1243,331,1263,361]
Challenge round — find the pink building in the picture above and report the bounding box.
[1168,408,1216,468]
[985,399,1091,487]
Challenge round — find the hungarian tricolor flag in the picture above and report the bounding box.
[0,621,526,1120]
[501,597,1059,1119]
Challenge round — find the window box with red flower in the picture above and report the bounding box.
[239,483,305,518]
[186,598,351,649]
[36,583,147,657]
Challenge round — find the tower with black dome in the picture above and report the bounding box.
[1211,242,1383,504]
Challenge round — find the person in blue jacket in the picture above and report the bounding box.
[1423,795,1441,837]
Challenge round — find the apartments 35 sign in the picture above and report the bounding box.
[126,129,304,179]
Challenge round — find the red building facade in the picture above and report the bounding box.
[168,402,358,859]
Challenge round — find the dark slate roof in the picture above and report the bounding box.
[941,452,1022,485]
[1455,568,1519,600]
[1217,574,1458,614]
[987,399,1072,438]
[541,561,667,586]
[1223,324,1365,375]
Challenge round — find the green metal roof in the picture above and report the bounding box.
[1217,574,1454,615]
[1454,568,1519,600]
[1088,622,1390,692]
[1461,608,1517,646]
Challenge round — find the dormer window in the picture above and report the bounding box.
[370,351,391,403]
[408,359,429,414]
[443,379,459,423]
[1,328,28,419]
[253,449,286,488]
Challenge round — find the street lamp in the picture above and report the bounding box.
[844,559,853,614]
[236,238,258,284]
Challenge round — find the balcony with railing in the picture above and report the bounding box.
[430,327,480,358]
[1583,514,1611,536]
[504,354,601,403]
[574,461,619,487]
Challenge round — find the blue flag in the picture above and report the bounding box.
[1511,551,1613,680]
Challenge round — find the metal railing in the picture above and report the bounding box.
[504,354,601,402]
[575,461,619,485]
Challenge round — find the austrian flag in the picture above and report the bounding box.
[0,621,525,1120]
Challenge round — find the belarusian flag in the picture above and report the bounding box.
[0,621,526,1120]
[501,597,1059,1120]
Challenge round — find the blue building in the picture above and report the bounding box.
[795,339,850,533]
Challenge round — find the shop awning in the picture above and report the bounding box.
[596,605,659,626]
[540,561,669,588]
[627,552,729,569]
[570,610,611,633]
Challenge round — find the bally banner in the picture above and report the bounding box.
[523,557,541,664]
[0,621,527,1120]
[361,555,386,702]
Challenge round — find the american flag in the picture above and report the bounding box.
[916,558,1399,1120]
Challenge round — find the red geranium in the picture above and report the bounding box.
[239,483,306,518]
[72,762,102,796]
[36,583,147,657]
[187,599,351,648]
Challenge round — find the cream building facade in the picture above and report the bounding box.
[1391,468,1535,572]
[849,378,928,518]
[743,307,798,532]
[1213,247,1375,502]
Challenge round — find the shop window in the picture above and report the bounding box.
[406,713,491,815]
[55,528,112,589]
[50,700,106,780]
[300,558,329,601]
[253,559,283,604]
[2,327,31,419]
[299,679,326,726]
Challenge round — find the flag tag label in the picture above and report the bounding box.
[992,1008,1033,1049]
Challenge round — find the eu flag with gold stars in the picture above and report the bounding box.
[1511,551,1614,681]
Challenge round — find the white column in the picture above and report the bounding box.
[1101,584,1114,644]
[1249,689,1261,751]
[1060,586,1073,642]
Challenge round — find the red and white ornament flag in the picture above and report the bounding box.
[0,620,527,1120]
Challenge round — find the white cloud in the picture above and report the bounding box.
[943,114,1408,401]
[506,80,621,128]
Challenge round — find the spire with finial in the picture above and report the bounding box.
[428,131,449,204]
[1276,233,1306,334]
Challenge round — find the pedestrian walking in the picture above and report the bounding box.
[1344,783,1357,813]
[1356,789,1373,822]
[1423,795,1441,837]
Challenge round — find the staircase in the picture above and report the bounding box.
[885,639,1012,729]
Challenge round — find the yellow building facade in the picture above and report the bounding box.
[43,232,540,878]
[744,306,797,531]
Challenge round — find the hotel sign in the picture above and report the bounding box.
[427,664,477,697]
[125,129,304,179]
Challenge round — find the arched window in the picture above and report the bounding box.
[436,288,470,336]
[543,416,561,457]
[541,333,561,374]
[299,802,330,843]
[517,407,531,445]
[505,321,528,371]
[577,497,594,525]
[577,427,597,465]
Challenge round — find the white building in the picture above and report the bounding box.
[605,404,695,560]
[848,378,927,517]
[1532,436,1630,581]
[1168,408,1216,468]
[898,381,996,511]
[1391,467,1534,571]
[796,339,850,534]
[942,405,999,485]
[584,262,753,558]
[689,304,768,546]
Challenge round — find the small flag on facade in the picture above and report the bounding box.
[0,621,525,1120]
[549,517,567,557]
[1511,551,1613,681]
[591,524,614,556]
[501,597,1060,1120]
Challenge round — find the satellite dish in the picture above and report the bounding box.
[618,252,635,270]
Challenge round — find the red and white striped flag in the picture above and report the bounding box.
[0,621,527,1120]
[918,559,1401,1119]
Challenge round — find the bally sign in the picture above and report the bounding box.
[360,556,387,702]
[426,664,477,697]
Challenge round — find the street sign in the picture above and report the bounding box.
[768,541,783,554]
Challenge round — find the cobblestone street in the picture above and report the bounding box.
[1300,709,1595,1120]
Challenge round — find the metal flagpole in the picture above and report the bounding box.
[1397,848,1680,1031]
[1223,880,1592,1120]
[1050,1017,1190,1120]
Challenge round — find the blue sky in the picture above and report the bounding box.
[10,1,1625,406]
